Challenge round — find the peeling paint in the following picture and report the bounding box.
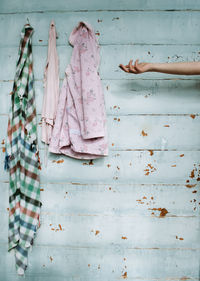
[40,188,44,191]
[141,130,148,136]
[52,159,64,164]
[49,256,53,262]
[180,154,184,157]
[148,150,154,156]
[121,236,128,240]
[176,235,184,240]
[149,207,168,217]
[164,125,170,127]
[1,139,5,145]
[190,114,196,119]
[2,147,5,153]
[185,184,196,188]
[95,230,100,236]
[95,31,100,36]
[171,164,176,167]
[144,163,156,175]
[83,160,94,166]
[190,169,195,178]
[122,271,127,279]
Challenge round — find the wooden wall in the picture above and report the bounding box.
[0,0,200,280]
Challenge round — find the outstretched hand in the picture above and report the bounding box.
[119,59,151,74]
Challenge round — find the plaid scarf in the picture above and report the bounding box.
[4,24,42,275]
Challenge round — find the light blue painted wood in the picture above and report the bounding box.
[2,115,200,150]
[1,149,200,184]
[0,244,199,280]
[1,11,200,46]
[1,79,200,115]
[1,45,200,81]
[1,1,200,280]
[1,0,200,13]
[1,183,199,216]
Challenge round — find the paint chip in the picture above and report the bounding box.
[95,230,100,236]
[160,208,168,217]
[148,150,154,156]
[190,169,195,178]
[180,154,184,157]
[49,256,53,262]
[148,207,168,217]
[122,272,127,279]
[190,114,196,119]
[121,236,128,240]
[141,130,148,136]
[185,184,196,188]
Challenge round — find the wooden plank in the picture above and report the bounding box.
[1,0,200,13]
[0,212,199,249]
[1,183,199,217]
[1,149,200,184]
[0,244,199,279]
[1,115,200,150]
[1,45,200,81]
[1,12,200,47]
[1,79,200,115]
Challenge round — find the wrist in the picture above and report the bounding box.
[147,63,155,72]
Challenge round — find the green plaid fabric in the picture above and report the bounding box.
[4,24,42,275]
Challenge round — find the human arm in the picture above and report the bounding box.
[119,59,200,75]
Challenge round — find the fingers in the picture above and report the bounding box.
[128,59,137,73]
[119,64,129,73]
[119,59,140,74]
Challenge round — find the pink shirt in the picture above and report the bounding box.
[49,21,108,159]
[41,20,59,144]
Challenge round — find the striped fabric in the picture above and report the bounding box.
[4,24,42,275]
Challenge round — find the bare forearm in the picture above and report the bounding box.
[149,61,200,75]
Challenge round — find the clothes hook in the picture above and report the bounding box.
[26,17,30,24]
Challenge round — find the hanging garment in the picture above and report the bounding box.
[49,21,108,159]
[42,20,59,144]
[4,24,42,275]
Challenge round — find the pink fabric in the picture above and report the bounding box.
[49,21,108,159]
[41,20,59,144]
